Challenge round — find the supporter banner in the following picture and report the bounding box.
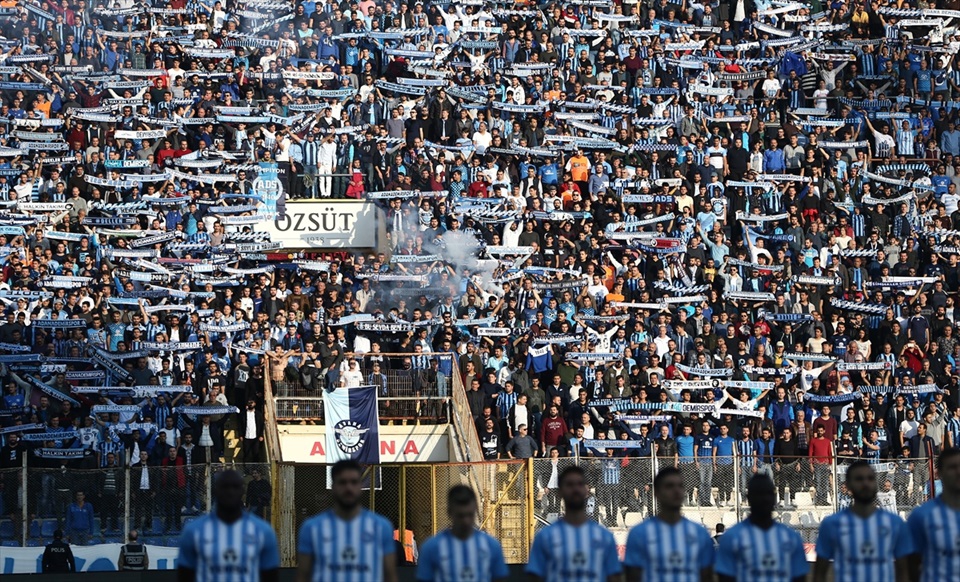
[114,129,167,140]
[355,321,415,332]
[662,402,719,414]
[784,352,837,363]
[476,327,511,337]
[564,352,622,361]
[583,440,646,448]
[804,392,861,404]
[663,379,720,389]
[675,363,733,377]
[0,423,45,435]
[741,365,801,375]
[0,544,180,572]
[34,448,85,459]
[324,385,380,485]
[19,430,79,442]
[199,322,250,333]
[26,375,79,406]
[725,291,776,301]
[829,298,887,314]
[30,318,88,328]
[140,341,203,351]
[793,275,841,286]
[258,201,379,249]
[91,405,142,414]
[129,232,179,248]
[174,406,239,415]
[836,361,891,371]
[723,380,775,390]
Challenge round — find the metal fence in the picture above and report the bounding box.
[272,353,455,424]
[273,460,533,565]
[529,453,933,547]
[0,463,270,548]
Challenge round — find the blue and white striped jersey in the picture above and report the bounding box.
[906,497,960,582]
[297,508,395,582]
[416,528,509,582]
[816,508,912,582]
[177,512,279,582]
[715,519,809,582]
[624,516,715,582]
[526,519,621,582]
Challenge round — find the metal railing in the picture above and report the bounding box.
[0,463,270,548]
[270,353,456,424]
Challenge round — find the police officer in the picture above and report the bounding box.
[41,529,75,573]
[118,529,149,571]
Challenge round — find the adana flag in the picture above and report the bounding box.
[325,385,380,486]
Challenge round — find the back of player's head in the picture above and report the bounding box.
[845,460,875,484]
[654,467,682,492]
[448,485,477,507]
[747,473,775,497]
[938,447,960,472]
[558,465,585,486]
[715,523,725,534]
[331,459,363,482]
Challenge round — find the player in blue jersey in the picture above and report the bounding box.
[296,459,398,582]
[716,474,808,582]
[907,448,960,582]
[417,485,509,582]
[624,466,715,582]
[814,460,912,582]
[526,465,622,582]
[177,470,280,582]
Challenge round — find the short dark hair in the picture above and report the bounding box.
[558,465,585,486]
[447,485,477,507]
[939,448,960,472]
[330,459,363,481]
[654,467,682,492]
[845,460,874,484]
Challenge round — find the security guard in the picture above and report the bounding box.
[118,530,149,571]
[41,529,76,573]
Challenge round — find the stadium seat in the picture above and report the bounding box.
[40,520,57,538]
[28,520,40,538]
[623,512,645,528]
[2,540,20,547]
[793,491,813,507]
[0,520,13,539]
[149,517,164,533]
[799,512,815,527]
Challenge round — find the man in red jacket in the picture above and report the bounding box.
[808,426,834,506]
[160,447,186,532]
[540,405,568,457]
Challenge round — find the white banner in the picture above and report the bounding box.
[257,201,381,249]
[278,426,449,463]
[0,544,179,573]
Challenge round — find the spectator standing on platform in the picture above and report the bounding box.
[64,491,94,546]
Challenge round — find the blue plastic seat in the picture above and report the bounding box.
[0,520,13,538]
[40,520,57,538]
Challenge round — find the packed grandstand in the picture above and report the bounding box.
[1,0,960,574]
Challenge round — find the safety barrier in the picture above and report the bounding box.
[0,463,270,548]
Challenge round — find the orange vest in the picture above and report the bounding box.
[394,529,415,563]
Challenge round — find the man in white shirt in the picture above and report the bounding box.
[340,359,364,388]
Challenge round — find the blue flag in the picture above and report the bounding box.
[325,385,380,486]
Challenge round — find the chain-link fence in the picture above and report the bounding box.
[272,353,454,424]
[277,460,532,565]
[0,463,270,548]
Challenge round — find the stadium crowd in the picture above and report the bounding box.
[0,0,959,553]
